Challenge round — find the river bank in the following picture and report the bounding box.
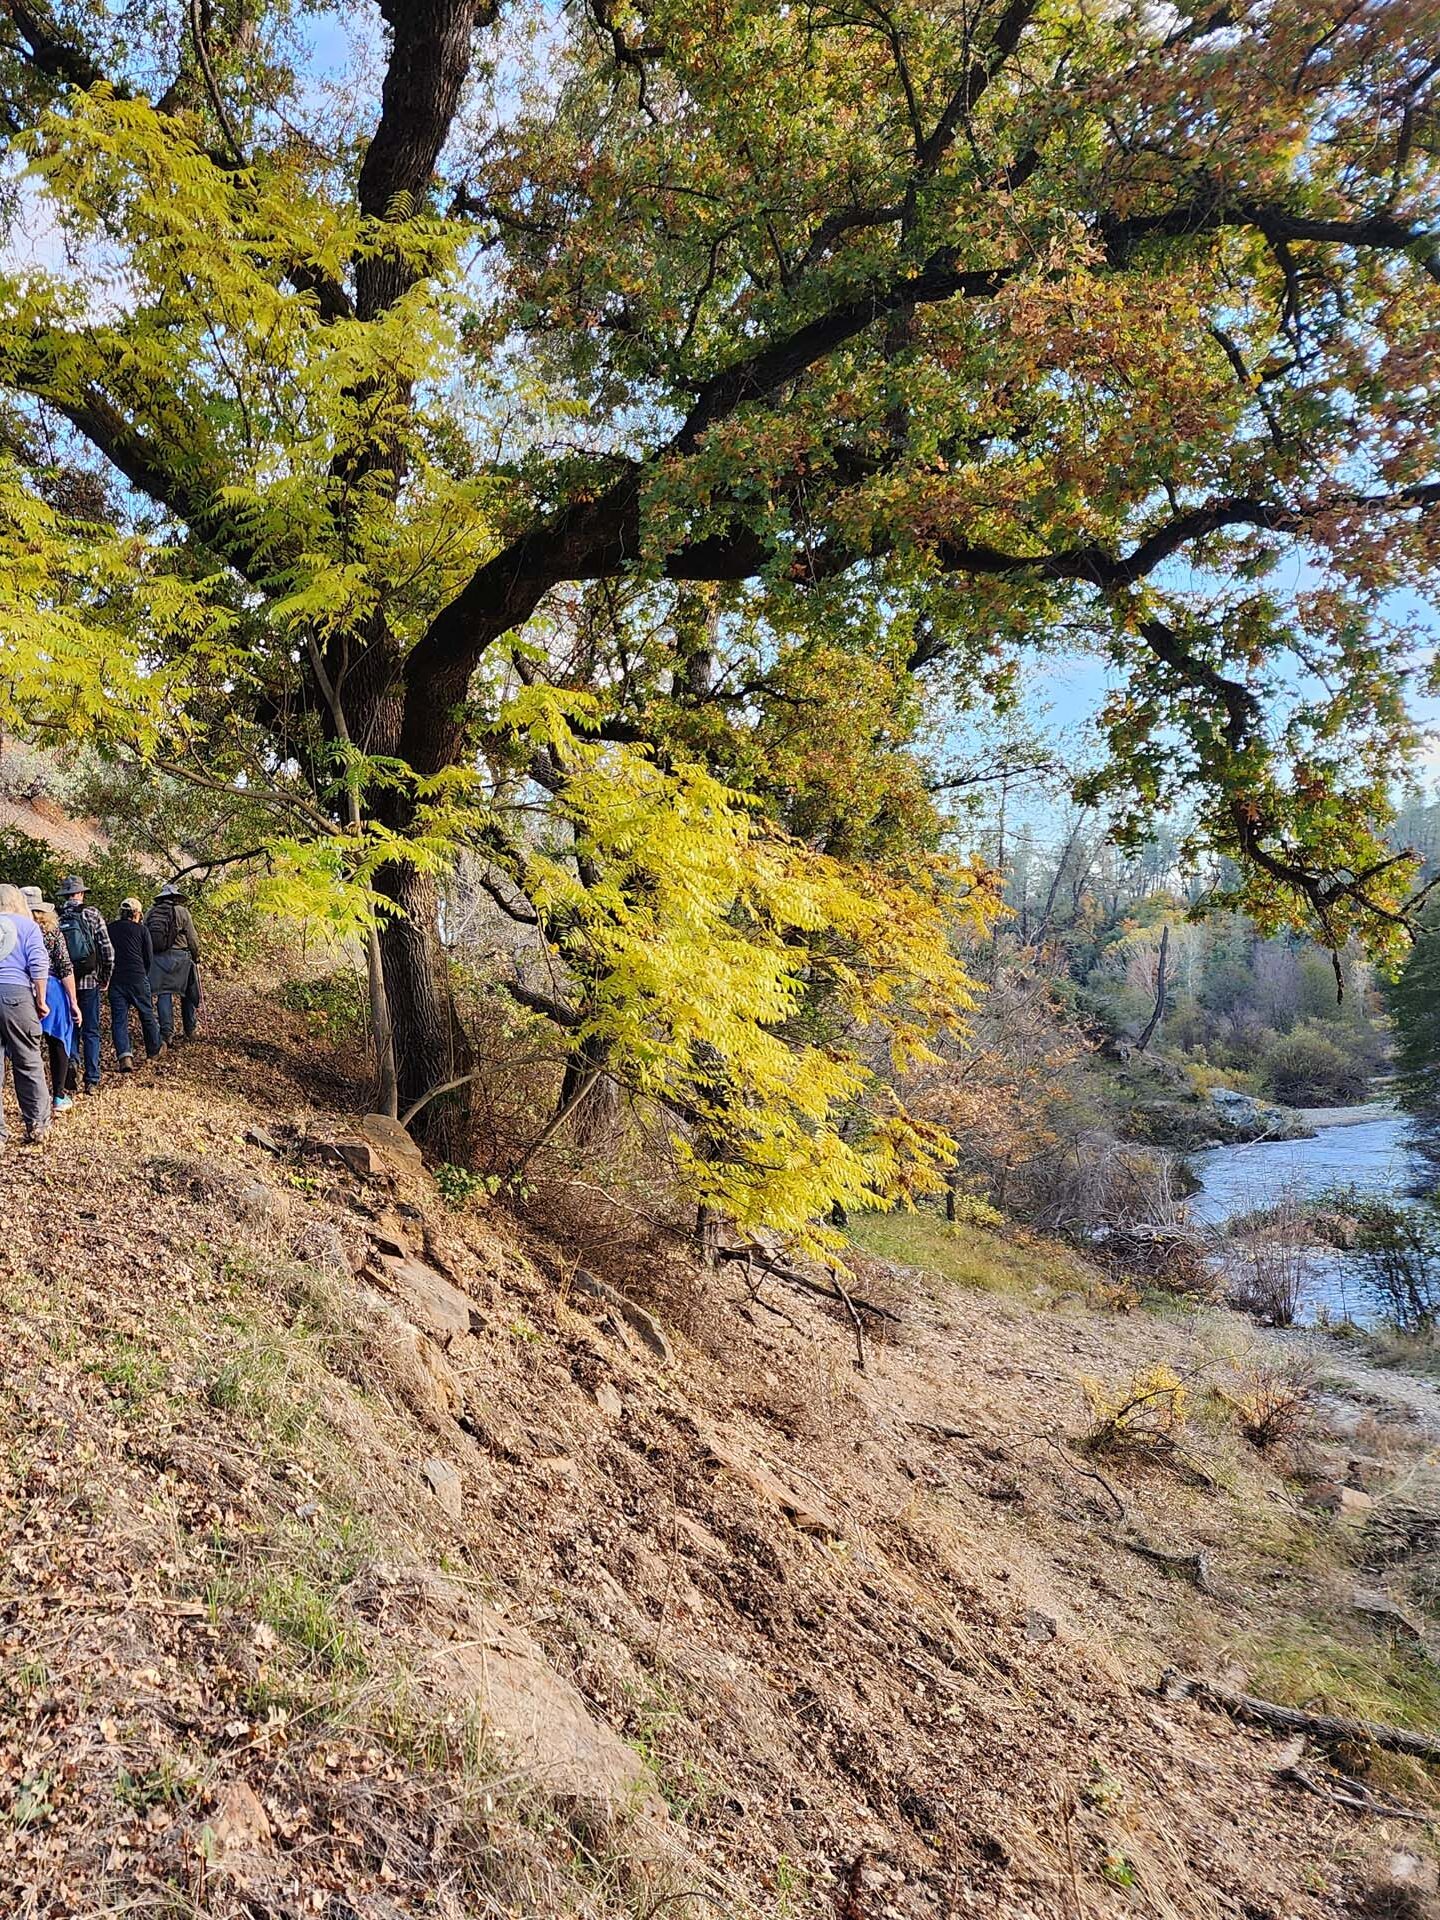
[1186,1098,1436,1327]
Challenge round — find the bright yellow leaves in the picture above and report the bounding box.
[500,692,998,1250]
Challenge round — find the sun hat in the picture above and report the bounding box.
[58,876,84,899]
[20,885,42,910]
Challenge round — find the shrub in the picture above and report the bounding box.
[0,827,148,915]
[434,1162,496,1210]
[1081,1364,1189,1454]
[1338,1195,1440,1334]
[1218,1361,1314,1449]
[280,970,369,1042]
[1257,1021,1375,1106]
[1225,1194,1314,1327]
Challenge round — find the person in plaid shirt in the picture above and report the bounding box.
[56,877,114,1092]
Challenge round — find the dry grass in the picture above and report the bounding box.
[3,984,1437,1919]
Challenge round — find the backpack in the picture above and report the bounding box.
[148,898,178,955]
[60,906,96,977]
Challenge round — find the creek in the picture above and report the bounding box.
[1185,1101,1431,1325]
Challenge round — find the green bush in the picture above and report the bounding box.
[1321,1189,1440,1333]
[0,827,147,912]
[1257,1021,1374,1106]
[278,969,368,1040]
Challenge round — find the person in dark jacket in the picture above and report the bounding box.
[107,897,161,1070]
[57,876,114,1092]
[147,880,202,1045]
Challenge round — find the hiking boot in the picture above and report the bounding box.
[118,1055,134,1074]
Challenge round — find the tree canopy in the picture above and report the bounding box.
[0,0,1437,1233]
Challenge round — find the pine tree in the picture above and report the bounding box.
[1390,904,1440,1116]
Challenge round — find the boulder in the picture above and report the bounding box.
[422,1611,661,1824]
[371,1253,482,1340]
[308,1136,384,1178]
[1385,1852,1440,1898]
[370,1208,414,1259]
[233,1182,291,1230]
[571,1269,674,1365]
[376,1313,461,1423]
[700,1430,840,1538]
[292,1219,350,1271]
[360,1112,425,1173]
[421,1456,464,1521]
[591,1379,625,1420]
[206,1778,271,1853]
[1305,1482,1375,1518]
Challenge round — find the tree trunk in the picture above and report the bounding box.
[556,1033,618,1146]
[365,921,399,1118]
[376,862,474,1156]
[1134,922,1170,1053]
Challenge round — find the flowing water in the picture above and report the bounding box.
[1186,1101,1431,1324]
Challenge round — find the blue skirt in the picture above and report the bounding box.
[41,989,76,1055]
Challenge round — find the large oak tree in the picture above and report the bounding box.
[1,0,1437,1168]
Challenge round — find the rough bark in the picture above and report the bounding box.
[376,862,474,1156]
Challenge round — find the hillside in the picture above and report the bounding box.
[4,990,1440,1919]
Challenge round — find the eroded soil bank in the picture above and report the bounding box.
[3,988,1439,1918]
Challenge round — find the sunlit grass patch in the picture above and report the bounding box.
[846,1208,1092,1303]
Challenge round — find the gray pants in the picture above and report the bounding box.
[0,985,49,1141]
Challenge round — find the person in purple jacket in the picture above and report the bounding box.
[0,882,51,1144]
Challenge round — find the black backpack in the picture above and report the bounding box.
[148,898,178,955]
[60,906,97,977]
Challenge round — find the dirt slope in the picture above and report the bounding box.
[2,988,1436,1919]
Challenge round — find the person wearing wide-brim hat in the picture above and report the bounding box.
[56,877,114,1093]
[147,880,203,1047]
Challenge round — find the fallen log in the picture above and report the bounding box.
[717,1244,901,1323]
[1280,1765,1428,1822]
[1161,1669,1440,1766]
[1118,1538,1214,1594]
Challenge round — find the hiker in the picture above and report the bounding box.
[28,896,82,1117]
[56,877,114,1094]
[146,880,202,1047]
[106,897,162,1071]
[0,882,51,1144]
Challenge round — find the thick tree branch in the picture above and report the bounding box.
[407,185,1439,740]
[1,0,107,90]
[354,0,499,318]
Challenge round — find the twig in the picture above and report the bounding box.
[1115,1535,1214,1593]
[716,1245,901,1323]
[896,1652,966,1696]
[1040,1434,1127,1519]
[829,1266,867,1372]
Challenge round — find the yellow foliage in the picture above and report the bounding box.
[499,692,998,1250]
[1081,1365,1189,1453]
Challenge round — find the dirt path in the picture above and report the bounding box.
[1271,1325,1440,1436]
